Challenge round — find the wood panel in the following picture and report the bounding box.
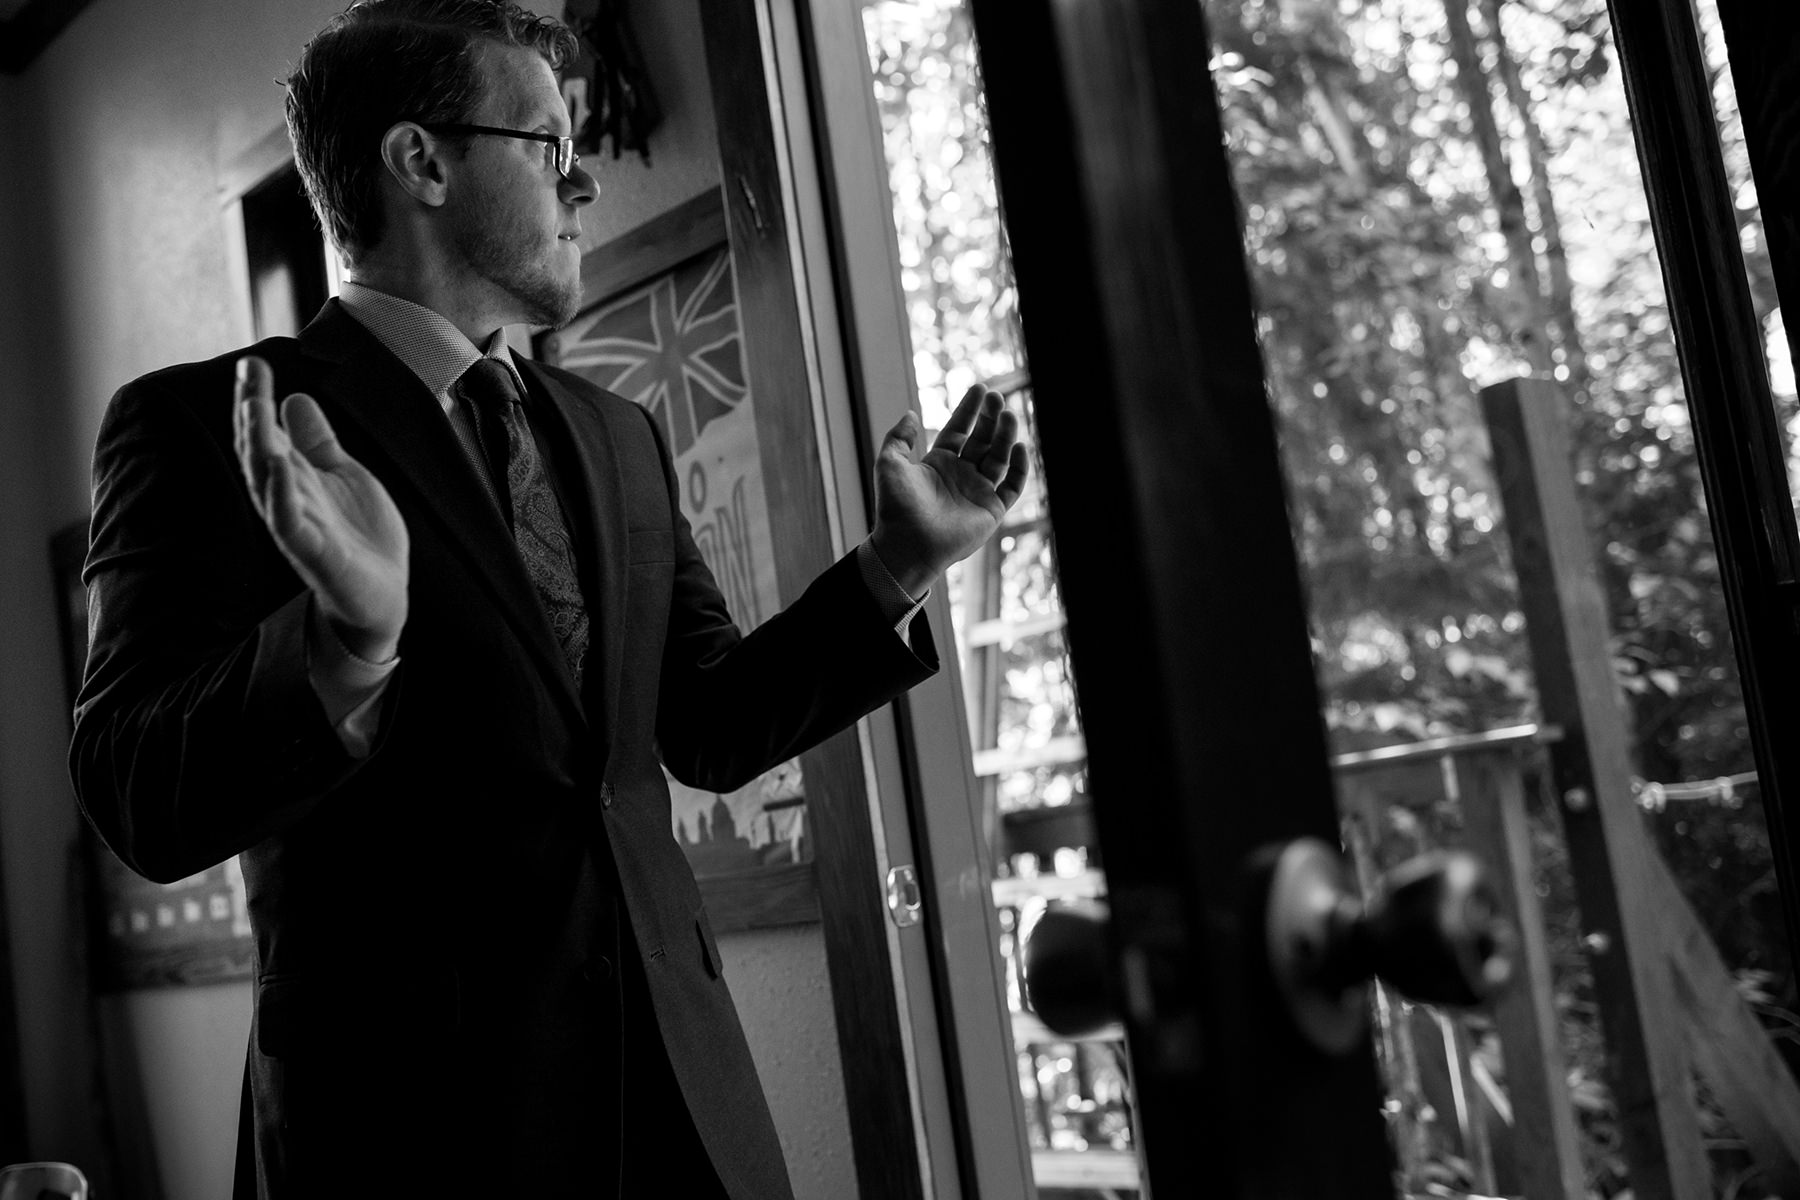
[1648,839,1800,1195]
[699,863,818,935]
[1482,376,1710,1200]
[1453,750,1585,1200]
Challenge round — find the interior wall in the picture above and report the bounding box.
[0,0,857,1196]
[0,67,107,1182]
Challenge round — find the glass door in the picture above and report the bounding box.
[858,5,1142,1195]
[804,1,1145,1194]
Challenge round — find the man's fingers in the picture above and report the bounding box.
[232,367,248,464]
[933,384,985,454]
[236,355,273,496]
[978,409,1020,481]
[960,390,1003,461]
[267,456,333,578]
[237,357,279,446]
[994,441,1030,511]
[282,393,351,468]
[237,356,292,492]
[236,354,272,407]
[266,455,302,541]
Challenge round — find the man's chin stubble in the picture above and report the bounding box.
[513,276,583,330]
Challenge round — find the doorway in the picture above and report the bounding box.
[797,0,1800,1195]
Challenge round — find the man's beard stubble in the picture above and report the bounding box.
[451,203,583,330]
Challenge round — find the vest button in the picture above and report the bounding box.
[600,782,615,809]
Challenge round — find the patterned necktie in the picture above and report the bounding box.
[454,358,590,689]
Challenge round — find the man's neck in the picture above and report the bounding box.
[344,262,511,347]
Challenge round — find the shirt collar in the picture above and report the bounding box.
[337,280,528,414]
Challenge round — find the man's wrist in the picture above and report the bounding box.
[316,604,401,667]
[304,597,399,757]
[868,527,940,600]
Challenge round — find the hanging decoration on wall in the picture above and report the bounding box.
[560,0,661,164]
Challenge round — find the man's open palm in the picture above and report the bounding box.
[233,355,409,659]
[873,385,1030,597]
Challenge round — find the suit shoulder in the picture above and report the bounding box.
[109,337,306,424]
[122,336,305,392]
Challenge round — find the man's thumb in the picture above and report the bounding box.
[882,410,921,458]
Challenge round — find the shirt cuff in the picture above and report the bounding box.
[857,538,930,641]
[305,600,399,760]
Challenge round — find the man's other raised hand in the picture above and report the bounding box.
[871,383,1031,599]
[233,355,409,662]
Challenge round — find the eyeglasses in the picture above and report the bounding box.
[415,122,581,181]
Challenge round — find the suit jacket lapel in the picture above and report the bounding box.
[518,358,628,743]
[293,301,585,727]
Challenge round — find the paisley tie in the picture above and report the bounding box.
[454,358,590,689]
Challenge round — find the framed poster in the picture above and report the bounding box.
[52,521,255,990]
[538,187,820,931]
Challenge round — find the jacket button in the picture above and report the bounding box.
[582,957,613,985]
[600,783,615,810]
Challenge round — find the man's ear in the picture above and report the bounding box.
[379,122,450,208]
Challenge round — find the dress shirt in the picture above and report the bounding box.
[305,281,927,758]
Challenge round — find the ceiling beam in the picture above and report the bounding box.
[0,0,99,74]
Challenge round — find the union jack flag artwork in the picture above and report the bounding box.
[563,247,749,458]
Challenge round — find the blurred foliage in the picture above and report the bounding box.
[865,0,1024,413]
[867,0,1799,1196]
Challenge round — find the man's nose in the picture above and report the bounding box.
[560,162,599,207]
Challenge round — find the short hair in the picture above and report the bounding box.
[284,0,578,263]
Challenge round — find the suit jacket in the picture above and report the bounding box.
[70,300,936,1197]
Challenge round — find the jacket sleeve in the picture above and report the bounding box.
[69,370,385,883]
[647,404,938,793]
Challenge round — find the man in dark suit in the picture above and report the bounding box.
[68,1,1027,1195]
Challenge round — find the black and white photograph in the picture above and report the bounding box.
[4,0,1800,1198]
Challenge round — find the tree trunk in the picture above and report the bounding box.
[1477,0,1596,404]
[1298,52,1371,195]
[1441,0,1554,375]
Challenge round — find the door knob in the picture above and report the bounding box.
[1262,838,1516,1054]
[1020,839,1516,1053]
[1021,902,1116,1038]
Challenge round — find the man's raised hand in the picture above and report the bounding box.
[233,356,409,662]
[870,384,1031,598]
